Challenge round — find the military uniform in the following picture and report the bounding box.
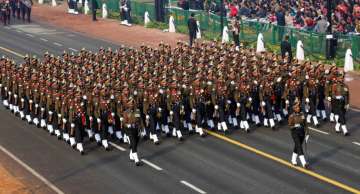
[123,97,141,166]
[331,76,349,136]
[288,102,309,169]
[303,79,319,127]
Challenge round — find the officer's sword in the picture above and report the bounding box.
[304,120,310,160]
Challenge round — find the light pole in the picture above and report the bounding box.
[326,0,332,34]
[220,0,224,38]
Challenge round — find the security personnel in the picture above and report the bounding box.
[91,0,97,21]
[288,100,309,169]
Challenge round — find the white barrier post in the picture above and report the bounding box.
[256,33,265,53]
[296,40,304,61]
[102,3,108,18]
[144,11,150,27]
[222,26,229,43]
[344,48,354,72]
[169,15,176,33]
[196,21,201,39]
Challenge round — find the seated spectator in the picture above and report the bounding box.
[229,3,238,18]
[355,19,360,33]
[256,6,267,18]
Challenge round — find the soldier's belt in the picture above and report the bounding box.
[335,96,344,99]
[126,124,135,128]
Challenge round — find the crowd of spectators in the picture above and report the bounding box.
[178,0,360,34]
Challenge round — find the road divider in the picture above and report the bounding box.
[204,129,360,194]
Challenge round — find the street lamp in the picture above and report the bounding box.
[220,0,224,37]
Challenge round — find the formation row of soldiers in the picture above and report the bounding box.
[0,41,350,166]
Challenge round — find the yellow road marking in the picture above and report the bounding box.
[204,129,360,194]
[0,46,25,58]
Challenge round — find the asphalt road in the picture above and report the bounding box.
[1,21,360,194]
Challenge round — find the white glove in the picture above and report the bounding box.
[146,115,150,119]
[170,111,174,115]
[236,103,240,107]
[120,117,124,122]
[214,105,219,110]
[158,108,162,112]
[327,97,331,102]
[261,101,266,106]
[305,98,310,103]
[305,135,310,143]
[192,109,196,113]
[248,97,252,102]
[285,100,289,105]
[227,100,232,104]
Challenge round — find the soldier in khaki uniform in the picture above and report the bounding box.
[288,100,309,169]
[331,73,350,136]
[123,96,142,166]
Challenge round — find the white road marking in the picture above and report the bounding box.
[69,48,78,52]
[308,127,329,135]
[108,142,126,151]
[16,30,22,33]
[0,145,65,194]
[180,180,206,194]
[141,159,163,171]
[40,38,48,42]
[4,26,10,29]
[26,34,34,37]
[53,42,63,47]
[67,34,76,37]
[350,107,360,112]
[353,142,360,146]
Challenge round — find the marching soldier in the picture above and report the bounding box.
[331,73,350,136]
[123,97,141,166]
[74,105,85,154]
[168,83,184,140]
[145,86,160,144]
[288,100,309,169]
[260,81,276,130]
[303,78,320,127]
